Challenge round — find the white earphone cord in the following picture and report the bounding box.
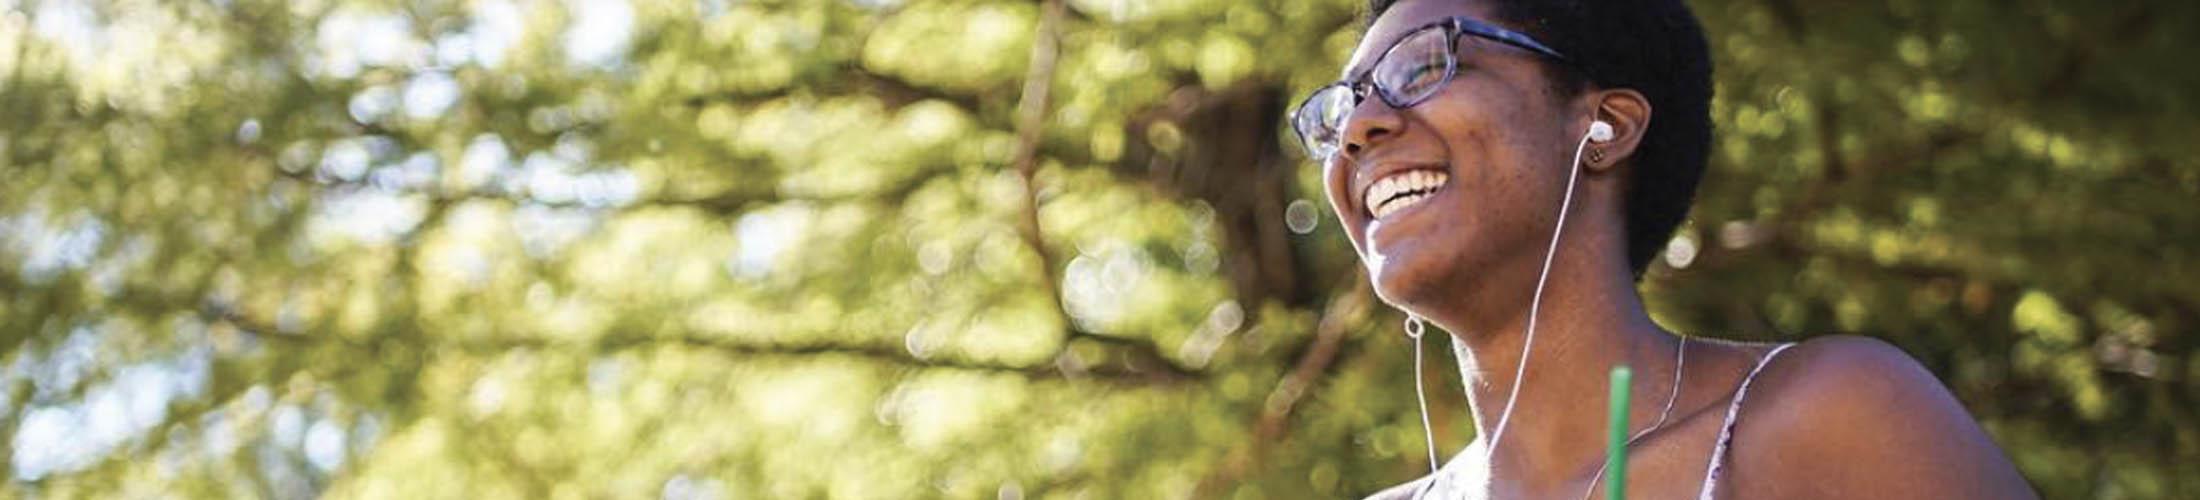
[1403,122,1603,483]
[1408,318,1439,474]
[1483,123,1598,458]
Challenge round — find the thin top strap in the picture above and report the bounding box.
[1696,342,1799,500]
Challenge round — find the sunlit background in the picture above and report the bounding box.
[2,0,2196,498]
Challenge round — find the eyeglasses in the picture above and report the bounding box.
[1290,17,1568,160]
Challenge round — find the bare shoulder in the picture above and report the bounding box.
[1767,335,1941,402]
[1729,335,2037,499]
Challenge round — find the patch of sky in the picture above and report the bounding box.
[7,207,106,285]
[563,0,634,69]
[308,189,428,246]
[30,0,102,64]
[729,204,810,280]
[469,0,525,68]
[460,134,515,190]
[402,71,462,120]
[10,324,214,481]
[311,9,425,79]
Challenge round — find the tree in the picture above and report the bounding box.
[2,0,2194,498]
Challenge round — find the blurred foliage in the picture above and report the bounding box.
[2,0,2197,498]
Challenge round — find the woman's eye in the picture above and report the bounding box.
[1393,62,1444,92]
[1411,64,1442,83]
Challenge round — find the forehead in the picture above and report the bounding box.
[1341,0,1500,78]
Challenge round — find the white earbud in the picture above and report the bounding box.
[1587,120,1615,143]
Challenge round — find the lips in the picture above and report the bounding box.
[1364,168,1450,220]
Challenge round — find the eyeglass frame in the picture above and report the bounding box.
[1289,16,1571,160]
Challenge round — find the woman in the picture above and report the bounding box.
[1290,0,2039,498]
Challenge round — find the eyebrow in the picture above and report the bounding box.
[1339,24,1417,81]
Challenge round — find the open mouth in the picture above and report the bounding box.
[1364,169,1450,220]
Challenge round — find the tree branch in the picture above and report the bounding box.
[186,288,1190,386]
[585,333,1190,386]
[999,0,1198,380]
[1196,274,1374,496]
[1008,0,1067,312]
[270,163,945,216]
[680,64,989,113]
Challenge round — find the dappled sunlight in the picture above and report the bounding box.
[2,0,2195,498]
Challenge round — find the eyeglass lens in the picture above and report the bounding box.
[1293,25,1455,158]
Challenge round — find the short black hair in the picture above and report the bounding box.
[1370,0,1714,277]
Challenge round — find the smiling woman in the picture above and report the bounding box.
[1294,0,2040,498]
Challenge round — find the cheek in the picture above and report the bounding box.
[1472,134,1559,221]
[1319,159,1348,216]
[1421,99,1568,237]
[1319,159,1367,243]
[1424,103,1515,199]
[1426,94,1558,184]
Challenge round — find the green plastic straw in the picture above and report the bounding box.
[1607,366,1631,500]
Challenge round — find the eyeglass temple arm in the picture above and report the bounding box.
[1451,17,1569,62]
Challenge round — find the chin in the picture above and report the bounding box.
[1365,237,1471,314]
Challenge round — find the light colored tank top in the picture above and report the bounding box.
[1405,342,1801,500]
[1695,342,1799,500]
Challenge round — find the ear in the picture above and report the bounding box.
[1584,88,1651,173]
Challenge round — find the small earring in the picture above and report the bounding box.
[1588,149,1605,164]
[1404,315,1425,339]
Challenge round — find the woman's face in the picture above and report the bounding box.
[1321,0,1588,310]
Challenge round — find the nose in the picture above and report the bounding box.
[1339,95,1404,159]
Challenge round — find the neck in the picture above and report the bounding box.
[1422,213,1681,489]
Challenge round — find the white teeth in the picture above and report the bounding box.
[1364,170,1449,219]
[1374,193,1426,218]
